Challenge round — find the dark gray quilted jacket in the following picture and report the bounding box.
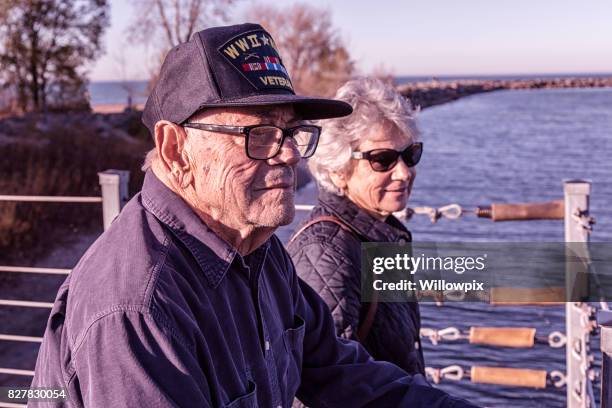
[287,190,425,375]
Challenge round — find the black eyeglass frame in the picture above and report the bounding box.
[182,122,322,160]
[351,142,423,172]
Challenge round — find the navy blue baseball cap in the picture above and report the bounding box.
[142,23,353,134]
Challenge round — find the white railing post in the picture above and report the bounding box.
[564,180,591,408]
[599,310,612,408]
[98,170,130,231]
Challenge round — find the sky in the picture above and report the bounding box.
[90,0,612,81]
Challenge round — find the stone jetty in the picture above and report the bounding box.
[397,76,612,109]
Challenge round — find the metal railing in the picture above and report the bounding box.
[0,176,609,408]
[0,170,129,406]
[295,180,608,408]
[0,170,129,230]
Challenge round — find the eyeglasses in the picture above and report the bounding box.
[182,123,321,160]
[351,142,423,172]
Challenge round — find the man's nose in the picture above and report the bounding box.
[268,137,301,166]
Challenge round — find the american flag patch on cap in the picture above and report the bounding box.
[218,29,293,92]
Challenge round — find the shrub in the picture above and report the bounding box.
[0,112,152,259]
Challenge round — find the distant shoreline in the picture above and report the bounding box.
[87,76,612,113]
[397,76,612,109]
[91,103,145,113]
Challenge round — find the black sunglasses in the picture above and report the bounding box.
[351,142,423,172]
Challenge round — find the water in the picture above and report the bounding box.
[86,75,612,106]
[87,81,149,106]
[280,87,612,407]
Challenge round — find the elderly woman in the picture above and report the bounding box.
[287,77,425,375]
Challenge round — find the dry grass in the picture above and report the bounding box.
[0,112,152,262]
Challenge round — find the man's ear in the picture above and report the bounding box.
[154,120,192,186]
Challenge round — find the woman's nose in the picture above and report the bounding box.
[392,157,413,180]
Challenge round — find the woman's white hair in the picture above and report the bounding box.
[308,77,419,195]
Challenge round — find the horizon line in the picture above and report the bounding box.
[89,70,612,83]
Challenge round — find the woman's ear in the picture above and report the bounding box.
[329,171,348,191]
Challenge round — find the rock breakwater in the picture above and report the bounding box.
[397,76,612,109]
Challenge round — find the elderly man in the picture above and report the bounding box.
[31,24,477,407]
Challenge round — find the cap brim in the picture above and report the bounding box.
[194,94,353,120]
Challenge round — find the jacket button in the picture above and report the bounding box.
[265,340,270,351]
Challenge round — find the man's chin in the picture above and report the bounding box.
[269,203,296,227]
[249,201,296,228]
[255,213,295,228]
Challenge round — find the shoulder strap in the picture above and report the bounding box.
[356,290,378,342]
[288,215,357,245]
[288,214,379,342]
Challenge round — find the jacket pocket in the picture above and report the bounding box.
[280,315,305,406]
[225,380,258,408]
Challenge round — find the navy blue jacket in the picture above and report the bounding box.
[31,171,476,407]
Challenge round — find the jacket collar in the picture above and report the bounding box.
[140,171,269,288]
[318,189,411,243]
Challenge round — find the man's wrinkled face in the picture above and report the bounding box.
[184,106,301,229]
